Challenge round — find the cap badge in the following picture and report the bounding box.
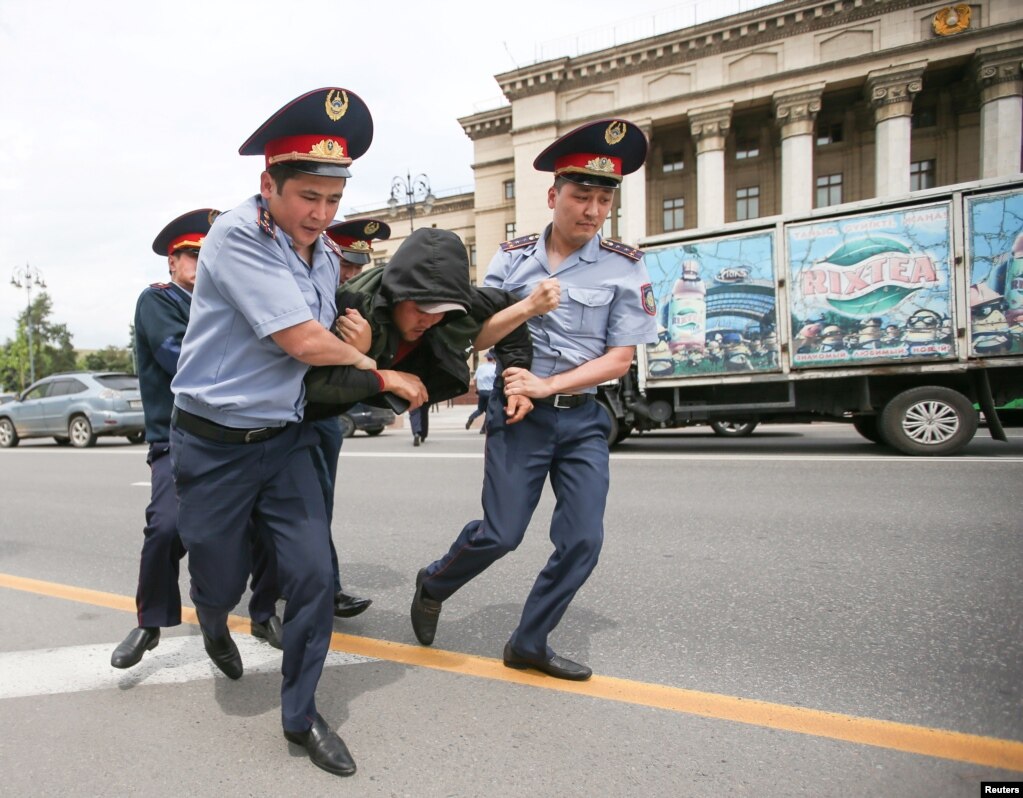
[325,90,349,122]
[309,139,346,160]
[605,121,626,145]
[364,221,380,235]
[585,156,616,173]
[349,240,371,251]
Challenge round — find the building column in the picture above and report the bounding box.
[619,120,651,245]
[689,103,732,229]
[773,84,824,216]
[974,45,1023,179]
[866,62,926,198]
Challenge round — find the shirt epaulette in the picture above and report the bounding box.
[322,233,343,258]
[600,238,642,261]
[257,205,277,240]
[500,233,540,252]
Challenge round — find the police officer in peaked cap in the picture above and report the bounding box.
[170,88,412,778]
[411,118,658,680]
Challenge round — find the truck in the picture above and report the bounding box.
[597,177,1023,456]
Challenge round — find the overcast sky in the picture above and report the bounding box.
[0,0,773,353]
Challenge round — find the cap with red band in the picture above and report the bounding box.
[238,87,373,179]
[325,218,391,265]
[152,209,220,257]
[534,118,647,188]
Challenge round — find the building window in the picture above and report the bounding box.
[816,123,843,147]
[736,186,760,221]
[373,257,388,269]
[913,108,937,129]
[505,222,516,239]
[601,206,622,239]
[910,160,936,191]
[663,197,685,231]
[662,152,684,173]
[735,139,759,160]
[816,174,843,207]
[503,180,515,200]
[468,244,477,268]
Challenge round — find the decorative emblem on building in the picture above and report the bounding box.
[585,156,616,173]
[325,89,349,121]
[932,5,970,37]
[309,139,345,160]
[364,221,380,235]
[605,120,626,145]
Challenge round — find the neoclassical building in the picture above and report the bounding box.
[352,0,1022,286]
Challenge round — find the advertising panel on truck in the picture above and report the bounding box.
[786,202,955,368]
[639,229,778,381]
[965,187,1023,357]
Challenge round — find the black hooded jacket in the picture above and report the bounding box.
[304,228,531,417]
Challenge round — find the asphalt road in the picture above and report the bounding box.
[1,412,1021,797]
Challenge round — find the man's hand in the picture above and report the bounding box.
[504,394,533,424]
[377,370,429,410]
[501,366,552,399]
[335,308,371,354]
[527,278,560,315]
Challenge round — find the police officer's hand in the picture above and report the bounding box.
[335,308,372,354]
[378,370,429,410]
[504,394,534,424]
[501,367,551,399]
[527,278,560,316]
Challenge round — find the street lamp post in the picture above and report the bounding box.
[388,170,435,233]
[10,263,46,387]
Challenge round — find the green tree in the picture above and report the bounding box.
[81,345,134,373]
[0,292,77,391]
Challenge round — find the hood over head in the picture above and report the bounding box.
[381,228,472,322]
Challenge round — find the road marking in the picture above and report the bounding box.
[0,636,371,700]
[1,571,1021,772]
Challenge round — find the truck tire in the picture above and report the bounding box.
[709,420,758,437]
[879,387,978,456]
[851,415,882,443]
[596,400,620,447]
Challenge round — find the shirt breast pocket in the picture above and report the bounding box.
[564,286,614,335]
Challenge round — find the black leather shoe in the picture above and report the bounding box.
[465,418,473,430]
[413,434,421,447]
[111,627,160,669]
[410,568,441,646]
[502,642,592,681]
[283,713,356,777]
[251,615,283,650]
[334,592,372,618]
[200,627,243,679]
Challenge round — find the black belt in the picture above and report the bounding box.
[533,393,593,409]
[172,407,288,444]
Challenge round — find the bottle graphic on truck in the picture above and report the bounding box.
[668,259,707,353]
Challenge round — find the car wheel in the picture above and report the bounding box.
[879,386,978,456]
[0,418,19,448]
[364,427,384,436]
[127,430,145,444]
[54,436,71,446]
[338,414,357,438]
[68,415,97,448]
[709,419,758,437]
[851,415,882,444]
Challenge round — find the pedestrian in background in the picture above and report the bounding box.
[465,350,497,433]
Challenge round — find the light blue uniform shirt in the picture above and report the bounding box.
[172,195,340,426]
[483,225,657,389]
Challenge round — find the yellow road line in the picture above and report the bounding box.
[3,571,1021,772]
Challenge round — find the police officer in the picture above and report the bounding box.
[170,88,398,778]
[314,218,391,617]
[411,119,658,681]
[110,210,284,668]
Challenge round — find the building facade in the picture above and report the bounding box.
[352,0,1022,286]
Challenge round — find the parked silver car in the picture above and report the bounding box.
[0,372,145,448]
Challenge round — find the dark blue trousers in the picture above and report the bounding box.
[422,394,610,660]
[171,421,334,733]
[136,443,276,627]
[310,416,344,595]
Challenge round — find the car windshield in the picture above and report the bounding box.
[95,374,139,391]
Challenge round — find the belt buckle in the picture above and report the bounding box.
[244,427,269,443]
[553,394,572,409]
